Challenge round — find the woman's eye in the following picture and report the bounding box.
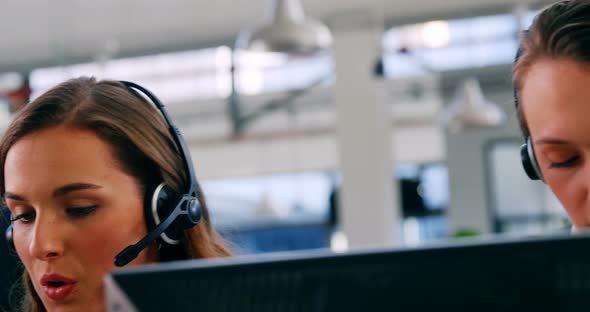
[549,156,580,168]
[66,205,98,219]
[11,211,35,224]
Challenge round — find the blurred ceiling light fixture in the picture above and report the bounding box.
[235,0,333,55]
[421,21,450,49]
[228,0,333,136]
[234,50,290,68]
[397,20,450,50]
[439,78,506,132]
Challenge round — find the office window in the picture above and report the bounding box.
[382,10,540,78]
[486,140,568,233]
[29,48,333,103]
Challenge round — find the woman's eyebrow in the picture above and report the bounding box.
[3,192,27,202]
[3,183,102,202]
[534,138,571,145]
[52,183,102,197]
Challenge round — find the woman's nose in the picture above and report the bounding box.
[28,215,65,261]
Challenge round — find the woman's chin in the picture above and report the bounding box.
[43,302,105,312]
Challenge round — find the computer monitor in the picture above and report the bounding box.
[105,233,590,312]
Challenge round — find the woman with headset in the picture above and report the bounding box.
[514,0,590,232]
[1,77,232,311]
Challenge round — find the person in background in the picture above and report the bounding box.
[1,77,232,312]
[513,0,590,232]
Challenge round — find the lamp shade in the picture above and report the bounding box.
[236,0,332,55]
[440,78,506,132]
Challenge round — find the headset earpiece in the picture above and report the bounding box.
[143,181,202,247]
[520,136,543,181]
[144,182,182,245]
[5,224,14,251]
[175,197,203,230]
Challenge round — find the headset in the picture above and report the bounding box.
[520,136,544,181]
[5,80,203,267]
[514,31,545,183]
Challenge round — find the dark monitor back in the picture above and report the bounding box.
[106,234,590,312]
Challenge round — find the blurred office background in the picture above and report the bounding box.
[0,0,567,255]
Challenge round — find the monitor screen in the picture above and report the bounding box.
[105,233,590,312]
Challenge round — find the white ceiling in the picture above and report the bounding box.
[0,0,548,72]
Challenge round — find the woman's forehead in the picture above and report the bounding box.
[7,127,114,163]
[521,58,590,141]
[4,127,122,193]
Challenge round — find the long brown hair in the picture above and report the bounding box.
[0,77,232,311]
[513,0,590,137]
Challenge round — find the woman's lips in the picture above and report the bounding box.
[40,274,77,301]
[42,284,76,300]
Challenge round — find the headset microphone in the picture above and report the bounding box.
[114,197,202,267]
[114,208,179,267]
